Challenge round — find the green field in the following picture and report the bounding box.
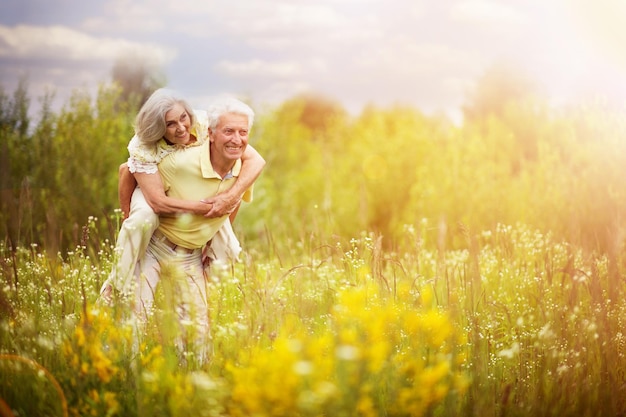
[1,81,626,416]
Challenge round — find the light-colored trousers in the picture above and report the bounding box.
[104,187,158,295]
[135,234,210,362]
[100,187,242,362]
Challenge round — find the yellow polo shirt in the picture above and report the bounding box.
[157,139,253,249]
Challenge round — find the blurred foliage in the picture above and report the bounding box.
[247,85,626,257]
[0,80,136,254]
[2,73,626,257]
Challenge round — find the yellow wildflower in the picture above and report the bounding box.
[75,326,86,347]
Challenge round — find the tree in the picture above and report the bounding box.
[277,93,347,140]
[111,51,166,107]
[462,63,547,173]
[0,77,32,249]
[462,63,538,122]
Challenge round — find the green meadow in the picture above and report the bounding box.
[1,79,626,416]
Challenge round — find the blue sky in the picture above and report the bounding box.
[1,0,625,121]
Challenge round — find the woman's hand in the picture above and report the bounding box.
[202,193,242,218]
[99,284,113,305]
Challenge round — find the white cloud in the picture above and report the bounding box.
[450,0,527,26]
[80,0,344,39]
[2,0,623,123]
[80,0,172,33]
[0,23,179,122]
[215,59,302,78]
[0,24,175,63]
[193,0,343,33]
[256,3,343,31]
[352,36,483,82]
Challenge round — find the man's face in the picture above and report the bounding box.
[163,103,192,145]
[209,112,249,161]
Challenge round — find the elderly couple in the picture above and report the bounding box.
[100,89,265,362]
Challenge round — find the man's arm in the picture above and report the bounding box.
[132,170,213,215]
[202,144,265,218]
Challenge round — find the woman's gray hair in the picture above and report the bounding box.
[206,97,255,131]
[134,89,196,145]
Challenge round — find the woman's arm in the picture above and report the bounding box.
[118,163,137,220]
[229,202,242,224]
[202,144,265,218]
[120,143,263,217]
[130,169,213,215]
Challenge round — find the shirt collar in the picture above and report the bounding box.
[200,140,242,179]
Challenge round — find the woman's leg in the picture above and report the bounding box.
[133,236,164,320]
[101,187,159,298]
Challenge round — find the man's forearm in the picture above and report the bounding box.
[149,195,213,215]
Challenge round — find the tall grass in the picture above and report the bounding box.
[1,219,625,416]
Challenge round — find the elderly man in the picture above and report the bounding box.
[134,97,257,363]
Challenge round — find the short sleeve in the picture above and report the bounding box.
[192,109,209,143]
[127,135,175,174]
[242,185,254,203]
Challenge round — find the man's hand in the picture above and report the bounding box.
[202,194,242,218]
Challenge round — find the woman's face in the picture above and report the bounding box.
[163,103,192,145]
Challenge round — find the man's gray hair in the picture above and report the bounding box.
[206,97,255,131]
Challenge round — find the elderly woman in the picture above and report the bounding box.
[100,89,265,300]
